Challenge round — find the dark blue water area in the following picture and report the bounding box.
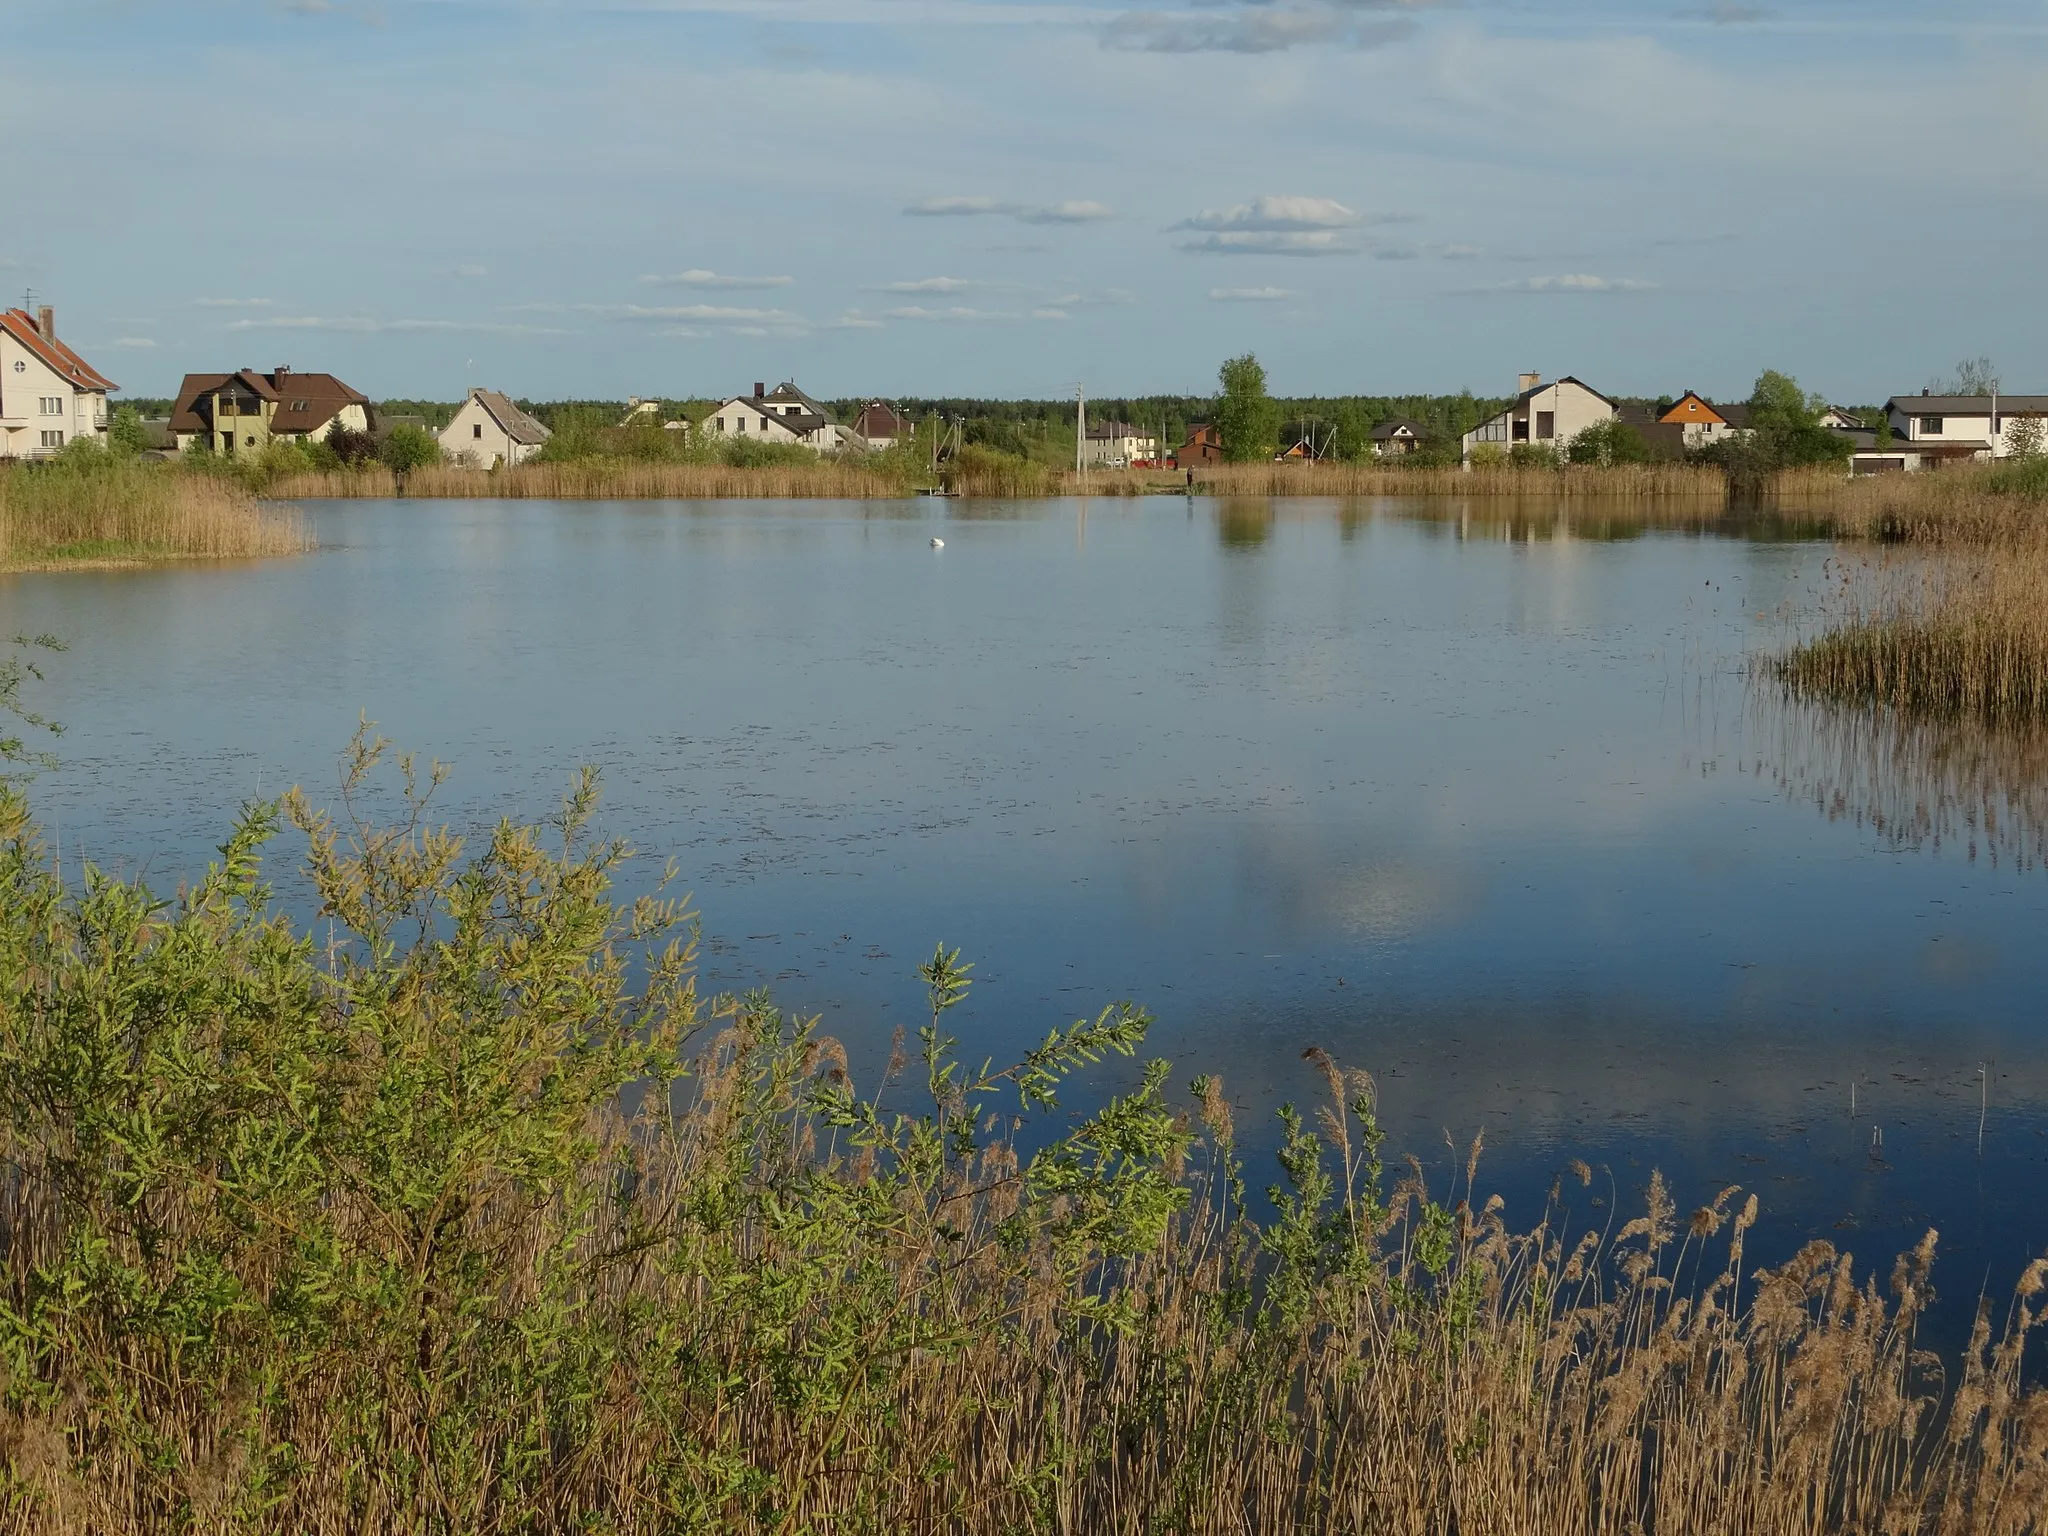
[5,496,2045,1357]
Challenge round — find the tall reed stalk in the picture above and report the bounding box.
[0,460,307,568]
[269,460,922,501]
[1,739,2042,1534]
[1190,461,1729,500]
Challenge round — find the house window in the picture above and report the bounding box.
[473,423,484,439]
[40,430,63,448]
[738,417,747,433]
[1922,416,1943,435]
[1536,411,1555,440]
[40,397,63,415]
[290,400,308,412]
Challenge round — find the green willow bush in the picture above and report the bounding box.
[1,736,2045,1533]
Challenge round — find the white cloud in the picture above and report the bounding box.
[193,297,279,309]
[1031,307,1070,320]
[1464,273,1656,294]
[827,311,886,330]
[880,276,975,294]
[641,268,796,289]
[519,302,806,327]
[904,196,1113,225]
[108,337,158,349]
[1179,196,1364,233]
[1017,199,1114,224]
[1209,286,1295,301]
[453,263,489,279]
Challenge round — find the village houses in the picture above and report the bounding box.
[169,367,374,456]
[1371,418,1430,458]
[1878,390,2048,467]
[438,388,551,468]
[0,306,117,461]
[1461,374,1615,464]
[699,382,865,453]
[852,400,910,451]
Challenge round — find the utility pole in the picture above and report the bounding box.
[1075,384,1086,478]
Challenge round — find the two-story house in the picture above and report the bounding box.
[169,367,374,456]
[0,306,117,460]
[438,388,550,468]
[1179,424,1225,465]
[1885,390,2048,464]
[1371,418,1430,457]
[1461,374,1615,464]
[700,382,863,452]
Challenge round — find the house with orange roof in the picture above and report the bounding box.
[0,305,118,460]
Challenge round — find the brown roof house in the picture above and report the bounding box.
[852,400,910,450]
[1370,418,1430,457]
[169,367,374,457]
[1179,424,1225,465]
[0,305,119,460]
[438,388,550,468]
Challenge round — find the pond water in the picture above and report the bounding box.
[6,496,2046,1342]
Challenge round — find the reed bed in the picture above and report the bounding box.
[1190,460,1730,500]
[1770,460,2048,544]
[0,461,307,569]
[269,460,921,501]
[1,743,2042,1535]
[1774,545,2048,719]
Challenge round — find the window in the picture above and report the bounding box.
[11,361,23,374]
[39,430,63,449]
[1921,415,1943,435]
[738,417,747,433]
[290,400,308,412]
[1536,411,1555,440]
[40,397,63,415]
[473,423,484,439]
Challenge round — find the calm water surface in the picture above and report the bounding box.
[6,497,2045,1338]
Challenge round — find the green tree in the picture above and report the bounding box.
[1564,420,1651,466]
[1216,354,1279,463]
[107,405,150,457]
[379,423,441,474]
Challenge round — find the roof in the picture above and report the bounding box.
[1888,394,2048,415]
[1511,375,1615,410]
[853,400,908,436]
[1085,420,1150,439]
[168,368,370,437]
[1658,392,1726,426]
[710,397,828,434]
[466,388,549,446]
[1371,417,1429,440]
[1,309,118,393]
[760,381,832,418]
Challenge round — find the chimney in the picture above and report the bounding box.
[37,306,54,340]
[1518,371,1541,393]
[753,382,765,399]
[1923,388,1930,396]
[276,365,291,380]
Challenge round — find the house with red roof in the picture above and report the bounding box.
[0,305,119,460]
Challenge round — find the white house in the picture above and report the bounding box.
[0,306,117,460]
[1461,373,1615,464]
[1081,421,1158,468]
[1884,391,2048,464]
[700,381,862,453]
[439,388,550,468]
[1370,418,1429,458]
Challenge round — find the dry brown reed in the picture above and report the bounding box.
[1190,460,1729,500]
[1775,544,2048,718]
[0,462,308,569]
[1770,461,2048,545]
[269,460,921,500]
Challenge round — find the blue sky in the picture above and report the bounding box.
[6,0,2045,402]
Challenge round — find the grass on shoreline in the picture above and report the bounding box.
[0,458,308,571]
[1,740,2043,1534]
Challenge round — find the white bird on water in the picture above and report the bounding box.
[930,537,945,549]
